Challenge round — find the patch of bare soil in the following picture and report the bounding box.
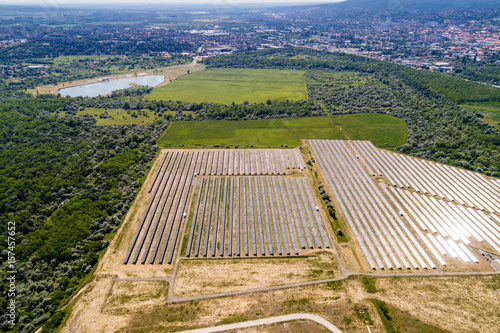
[173,255,340,297]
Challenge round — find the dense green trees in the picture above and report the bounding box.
[0,96,169,332]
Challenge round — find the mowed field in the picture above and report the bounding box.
[146,68,309,104]
[158,113,407,148]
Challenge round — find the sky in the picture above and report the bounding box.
[4,0,345,4]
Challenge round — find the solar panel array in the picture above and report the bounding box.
[125,149,322,265]
[309,139,499,270]
[185,176,328,258]
[348,140,499,265]
[309,140,437,270]
[194,149,304,176]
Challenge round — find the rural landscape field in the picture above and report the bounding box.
[2,1,500,333]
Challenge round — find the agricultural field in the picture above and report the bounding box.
[145,68,309,104]
[158,113,407,148]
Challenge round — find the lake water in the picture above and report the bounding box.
[58,75,164,97]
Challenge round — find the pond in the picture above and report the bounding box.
[58,75,164,97]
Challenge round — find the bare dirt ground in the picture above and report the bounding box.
[62,274,500,333]
[173,255,340,298]
[31,57,204,95]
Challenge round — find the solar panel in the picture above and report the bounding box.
[290,178,313,249]
[242,176,248,256]
[228,177,234,256]
[139,151,186,264]
[236,150,240,175]
[255,177,266,255]
[266,176,282,255]
[276,177,298,255]
[211,176,223,257]
[318,140,384,269]
[287,150,295,169]
[262,150,268,175]
[197,151,204,176]
[124,150,178,264]
[166,152,199,264]
[283,177,305,249]
[256,150,262,175]
[249,176,257,255]
[300,178,329,248]
[158,152,196,264]
[260,176,274,255]
[219,176,229,257]
[309,140,375,269]
[295,178,320,248]
[219,151,224,176]
[235,176,240,256]
[273,150,283,175]
[195,177,211,257]
[203,177,217,257]
[148,151,168,193]
[252,150,257,175]
[207,150,214,175]
[149,152,192,264]
[247,150,251,176]
[214,151,219,175]
[186,177,205,257]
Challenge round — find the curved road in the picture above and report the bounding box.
[175,313,343,333]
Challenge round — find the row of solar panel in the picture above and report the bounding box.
[190,149,305,176]
[349,140,493,264]
[124,149,313,265]
[351,140,500,214]
[124,151,198,265]
[185,176,329,258]
[309,139,437,270]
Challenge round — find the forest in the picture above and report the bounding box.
[0,95,169,332]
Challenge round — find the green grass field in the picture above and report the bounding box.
[158,113,407,148]
[146,68,309,104]
[55,108,159,125]
[461,103,500,130]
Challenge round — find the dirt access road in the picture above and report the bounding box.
[175,313,344,333]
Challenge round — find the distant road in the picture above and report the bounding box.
[174,313,343,333]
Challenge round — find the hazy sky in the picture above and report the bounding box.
[5,0,344,4]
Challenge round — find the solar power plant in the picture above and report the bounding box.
[308,139,499,270]
[125,148,322,265]
[184,175,329,258]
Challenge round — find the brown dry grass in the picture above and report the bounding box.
[61,269,500,333]
[173,255,340,298]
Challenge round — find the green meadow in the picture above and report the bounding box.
[146,68,309,104]
[159,113,407,148]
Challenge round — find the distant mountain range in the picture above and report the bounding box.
[322,0,500,11]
